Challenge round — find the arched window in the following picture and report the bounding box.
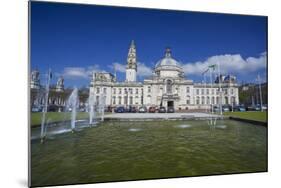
[118,96,121,104]
[166,79,173,93]
[129,96,133,105]
[196,97,200,105]
[225,97,228,105]
[207,96,210,105]
[201,96,205,104]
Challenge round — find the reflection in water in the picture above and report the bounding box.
[175,124,192,128]
[128,128,142,132]
[31,120,267,187]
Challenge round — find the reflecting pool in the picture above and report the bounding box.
[31,119,267,187]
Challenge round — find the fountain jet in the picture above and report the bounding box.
[40,69,52,143]
[66,87,79,132]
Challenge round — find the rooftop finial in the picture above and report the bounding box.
[131,40,135,47]
[165,47,171,57]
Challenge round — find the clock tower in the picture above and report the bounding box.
[125,40,137,82]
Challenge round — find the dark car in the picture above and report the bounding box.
[148,106,156,113]
[167,107,175,113]
[48,105,58,112]
[246,105,255,111]
[115,106,125,113]
[234,105,246,112]
[128,106,137,113]
[139,106,147,113]
[212,105,220,113]
[158,106,166,113]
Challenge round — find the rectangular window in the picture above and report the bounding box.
[96,96,99,105]
[148,86,151,93]
[113,96,116,104]
[186,99,190,104]
[119,88,122,94]
[96,87,100,94]
[113,88,116,94]
[196,89,199,95]
[201,89,204,95]
[186,87,190,93]
[103,88,107,94]
[136,88,138,94]
[206,89,209,95]
[118,96,121,104]
[231,88,234,95]
[211,89,214,95]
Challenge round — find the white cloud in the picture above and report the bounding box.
[137,62,152,77]
[109,62,152,77]
[182,52,267,76]
[110,62,126,73]
[60,65,101,80]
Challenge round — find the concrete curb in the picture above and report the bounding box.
[229,116,267,126]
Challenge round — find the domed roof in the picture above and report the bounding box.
[155,48,182,70]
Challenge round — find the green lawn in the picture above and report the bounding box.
[223,111,267,122]
[31,112,89,127]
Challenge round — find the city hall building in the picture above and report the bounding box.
[89,41,239,110]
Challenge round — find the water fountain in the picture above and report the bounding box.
[40,69,52,143]
[66,87,79,132]
[100,93,105,122]
[88,93,96,126]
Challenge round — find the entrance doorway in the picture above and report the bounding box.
[167,101,174,108]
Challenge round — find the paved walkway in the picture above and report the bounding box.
[104,112,222,120]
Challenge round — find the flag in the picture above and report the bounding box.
[208,64,216,70]
[202,68,209,75]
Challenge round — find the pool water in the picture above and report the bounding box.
[31,119,267,187]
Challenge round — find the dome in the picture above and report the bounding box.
[155,48,182,70]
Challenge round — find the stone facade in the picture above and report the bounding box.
[90,41,239,110]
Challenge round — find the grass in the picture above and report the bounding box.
[30,112,89,127]
[223,111,267,122]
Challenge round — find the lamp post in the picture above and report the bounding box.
[217,63,223,116]
[257,74,263,112]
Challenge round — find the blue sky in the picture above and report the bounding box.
[31,1,267,88]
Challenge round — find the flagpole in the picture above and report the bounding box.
[258,74,263,112]
[209,68,213,113]
[204,73,207,113]
[218,63,222,116]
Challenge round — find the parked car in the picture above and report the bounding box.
[212,105,220,113]
[115,106,125,113]
[128,106,137,113]
[262,104,268,111]
[222,105,230,112]
[254,104,267,111]
[234,105,246,112]
[167,107,175,113]
[246,105,256,111]
[48,105,59,112]
[148,106,156,113]
[79,107,86,112]
[158,106,166,113]
[31,106,42,112]
[139,106,147,113]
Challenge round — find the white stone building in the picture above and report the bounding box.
[89,40,239,110]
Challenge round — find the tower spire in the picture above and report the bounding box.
[125,40,137,82]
